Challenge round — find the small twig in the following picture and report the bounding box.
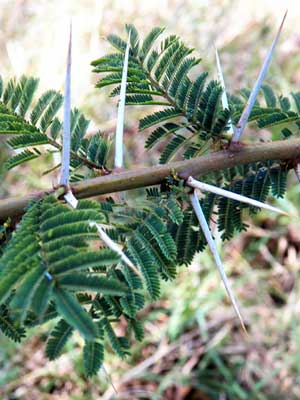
[187,176,288,216]
[47,136,108,171]
[189,190,247,334]
[231,10,287,145]
[1,138,300,221]
[102,365,118,395]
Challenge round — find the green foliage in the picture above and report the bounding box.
[170,193,216,265]
[0,24,297,378]
[0,191,182,375]
[83,340,104,377]
[0,75,110,175]
[53,287,99,340]
[92,29,231,162]
[45,319,73,360]
[0,304,26,342]
[94,26,300,156]
[0,195,135,374]
[231,83,300,136]
[92,25,298,240]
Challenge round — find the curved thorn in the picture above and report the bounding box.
[189,191,247,334]
[187,176,288,216]
[231,10,287,144]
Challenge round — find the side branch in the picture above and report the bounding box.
[1,138,300,221]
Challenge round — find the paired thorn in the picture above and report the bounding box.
[114,32,131,169]
[189,191,247,334]
[187,172,288,332]
[60,22,72,187]
[58,27,139,281]
[231,10,287,145]
[214,45,234,136]
[56,18,289,336]
[187,176,288,216]
[89,222,142,278]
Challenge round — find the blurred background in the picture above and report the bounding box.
[1,0,300,399]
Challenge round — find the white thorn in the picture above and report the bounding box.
[214,45,234,135]
[114,32,131,169]
[60,22,72,187]
[190,191,247,333]
[64,190,78,208]
[187,176,288,216]
[89,221,142,278]
[231,10,287,144]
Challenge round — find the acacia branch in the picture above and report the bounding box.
[1,138,300,221]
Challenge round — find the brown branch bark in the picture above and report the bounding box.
[1,138,300,221]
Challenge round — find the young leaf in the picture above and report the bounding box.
[10,265,45,321]
[83,340,104,376]
[5,150,39,170]
[31,276,54,316]
[46,319,73,360]
[0,305,26,342]
[50,249,120,275]
[52,287,98,340]
[58,274,129,296]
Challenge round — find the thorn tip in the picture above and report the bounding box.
[231,10,287,145]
